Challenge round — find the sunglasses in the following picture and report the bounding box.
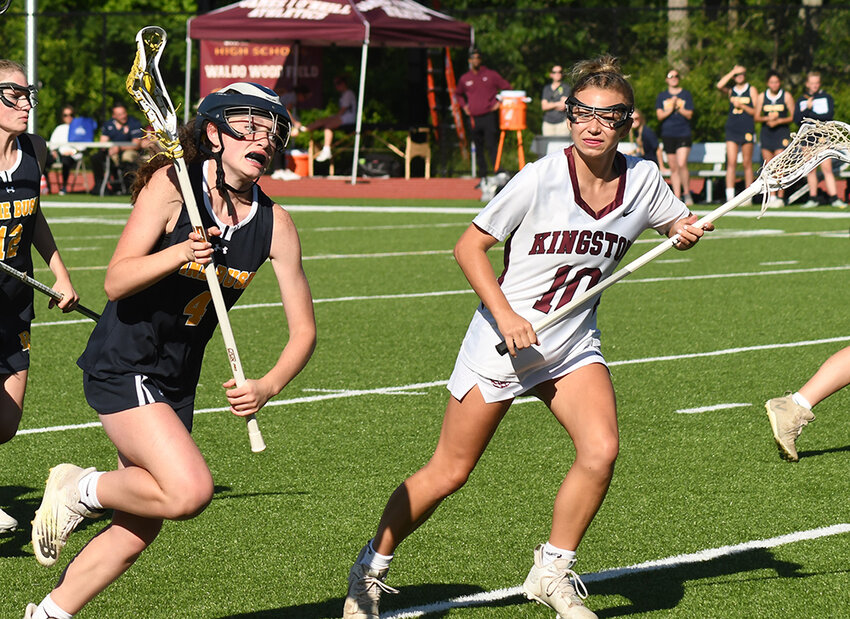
[667,73,679,79]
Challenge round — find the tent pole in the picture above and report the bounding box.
[350,40,369,185]
[184,20,193,125]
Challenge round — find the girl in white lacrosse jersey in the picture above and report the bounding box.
[344,55,712,619]
[25,83,316,619]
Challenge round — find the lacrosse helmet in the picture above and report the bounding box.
[196,82,292,153]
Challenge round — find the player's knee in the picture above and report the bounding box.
[577,436,619,474]
[163,475,214,520]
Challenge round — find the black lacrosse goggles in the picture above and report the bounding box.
[565,96,632,129]
[0,82,38,109]
[223,106,290,152]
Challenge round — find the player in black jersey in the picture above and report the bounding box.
[716,65,758,203]
[27,83,316,619]
[0,59,80,536]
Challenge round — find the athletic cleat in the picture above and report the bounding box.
[765,395,814,462]
[343,544,399,619]
[24,603,37,619]
[315,146,332,163]
[830,197,848,208]
[800,198,820,208]
[0,506,18,532]
[523,544,597,619]
[31,463,104,567]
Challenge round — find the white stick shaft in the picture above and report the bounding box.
[503,180,764,350]
[173,160,266,452]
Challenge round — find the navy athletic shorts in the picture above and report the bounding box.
[82,372,195,432]
[0,319,31,374]
[662,135,692,154]
[724,128,755,146]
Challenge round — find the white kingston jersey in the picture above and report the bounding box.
[459,146,689,382]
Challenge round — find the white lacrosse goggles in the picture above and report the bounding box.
[223,107,290,151]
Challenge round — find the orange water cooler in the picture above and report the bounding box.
[495,90,531,171]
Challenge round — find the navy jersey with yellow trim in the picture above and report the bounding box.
[725,84,755,134]
[0,134,41,322]
[78,162,275,400]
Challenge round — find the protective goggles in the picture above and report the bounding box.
[565,96,632,129]
[223,107,290,151]
[0,82,38,109]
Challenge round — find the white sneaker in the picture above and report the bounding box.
[765,395,815,462]
[343,544,399,619]
[801,198,820,208]
[830,197,848,208]
[24,603,37,619]
[271,168,301,181]
[766,196,784,209]
[523,544,598,619]
[315,146,332,163]
[0,506,17,532]
[683,192,694,206]
[32,463,104,567]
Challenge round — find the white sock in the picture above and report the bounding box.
[726,187,736,201]
[792,392,813,410]
[541,541,576,566]
[77,471,104,511]
[34,594,73,619]
[359,539,393,572]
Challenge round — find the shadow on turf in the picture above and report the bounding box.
[217,583,511,618]
[798,443,850,459]
[218,549,815,618]
[591,547,807,617]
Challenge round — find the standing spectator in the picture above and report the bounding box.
[46,105,81,195]
[26,82,316,619]
[716,65,758,203]
[628,108,667,173]
[755,71,794,207]
[541,64,570,136]
[90,103,145,195]
[342,54,711,619]
[0,60,80,535]
[656,68,694,204]
[293,76,356,163]
[794,71,846,208]
[765,345,850,462]
[455,48,511,177]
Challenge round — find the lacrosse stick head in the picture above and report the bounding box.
[195,82,292,154]
[758,120,850,214]
[127,26,180,155]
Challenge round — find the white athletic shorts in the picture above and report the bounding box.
[447,339,607,404]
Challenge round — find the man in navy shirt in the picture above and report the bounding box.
[456,49,511,178]
[90,103,144,194]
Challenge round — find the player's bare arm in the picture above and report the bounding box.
[454,223,538,357]
[223,204,316,416]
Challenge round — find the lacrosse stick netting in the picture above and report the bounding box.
[127,26,266,452]
[758,119,850,214]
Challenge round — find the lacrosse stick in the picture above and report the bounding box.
[127,26,265,452]
[0,260,100,321]
[0,0,11,15]
[497,119,850,355]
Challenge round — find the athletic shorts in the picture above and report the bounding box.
[447,344,607,404]
[662,136,692,154]
[0,319,31,374]
[83,372,195,432]
[760,128,791,153]
[724,129,755,146]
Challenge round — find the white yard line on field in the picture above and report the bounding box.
[17,335,850,434]
[675,403,751,414]
[383,523,850,618]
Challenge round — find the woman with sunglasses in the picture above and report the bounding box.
[541,65,571,136]
[656,69,695,204]
[26,83,316,619]
[343,55,711,619]
[0,60,79,537]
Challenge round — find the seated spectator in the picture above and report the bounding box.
[292,75,356,163]
[46,105,81,194]
[90,103,145,194]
